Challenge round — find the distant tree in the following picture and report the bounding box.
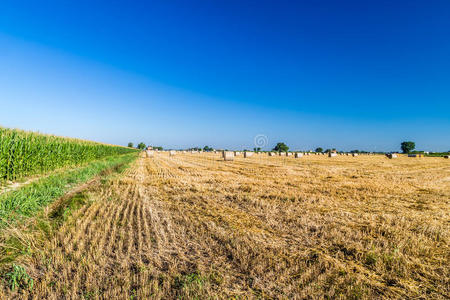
[154,146,163,151]
[253,147,261,152]
[401,141,415,153]
[350,150,360,153]
[127,142,134,148]
[315,147,323,153]
[273,142,289,152]
[203,146,213,152]
[137,142,146,150]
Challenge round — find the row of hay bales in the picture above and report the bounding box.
[222,151,448,161]
[144,149,177,158]
[221,151,361,161]
[143,149,449,161]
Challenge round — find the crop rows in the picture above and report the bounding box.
[0,127,137,182]
[2,152,445,299]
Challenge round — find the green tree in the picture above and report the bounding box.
[315,147,323,153]
[127,142,134,148]
[253,147,261,152]
[203,146,212,152]
[137,142,146,150]
[273,142,289,152]
[401,141,415,153]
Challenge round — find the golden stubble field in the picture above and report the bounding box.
[3,153,449,299]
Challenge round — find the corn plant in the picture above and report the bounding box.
[0,127,137,182]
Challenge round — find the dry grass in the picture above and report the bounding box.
[1,153,449,299]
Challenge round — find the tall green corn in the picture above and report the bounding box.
[0,127,137,182]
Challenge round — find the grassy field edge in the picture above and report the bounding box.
[0,153,138,293]
[0,153,138,229]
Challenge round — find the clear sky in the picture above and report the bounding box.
[1,0,449,152]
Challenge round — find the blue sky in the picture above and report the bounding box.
[1,0,449,151]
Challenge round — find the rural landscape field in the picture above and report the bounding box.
[1,1,449,299]
[0,128,448,299]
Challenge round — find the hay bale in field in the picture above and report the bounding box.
[444,155,449,159]
[146,150,155,158]
[287,152,292,156]
[234,151,241,156]
[352,153,358,157]
[386,153,398,159]
[295,152,303,158]
[408,154,424,158]
[328,152,337,157]
[244,151,254,158]
[268,152,275,156]
[169,150,176,156]
[223,151,234,161]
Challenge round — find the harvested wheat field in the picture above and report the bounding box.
[2,153,449,299]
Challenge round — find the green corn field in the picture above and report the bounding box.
[0,127,137,182]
